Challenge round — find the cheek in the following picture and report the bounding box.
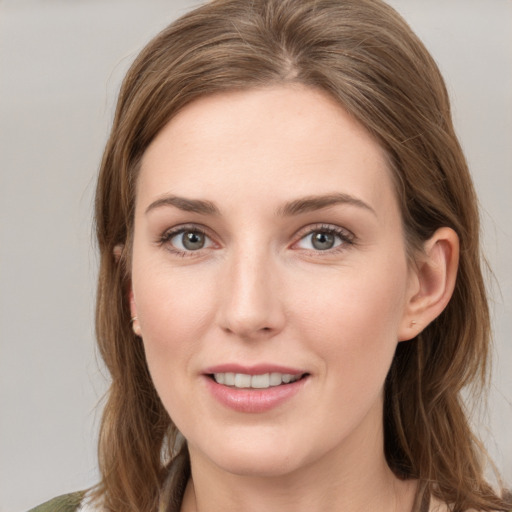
[131,260,218,384]
[292,257,409,384]
[134,258,215,334]
[300,271,407,443]
[131,267,219,430]
[297,256,407,338]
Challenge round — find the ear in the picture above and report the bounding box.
[113,243,124,262]
[115,243,141,337]
[128,287,142,337]
[398,227,459,341]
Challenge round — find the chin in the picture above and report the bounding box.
[188,430,327,480]
[213,453,305,479]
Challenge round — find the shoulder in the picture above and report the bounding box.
[27,491,87,512]
[430,496,511,512]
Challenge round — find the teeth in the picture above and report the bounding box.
[251,374,270,389]
[234,373,251,388]
[269,372,282,386]
[213,372,302,389]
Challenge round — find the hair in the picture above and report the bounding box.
[92,1,511,511]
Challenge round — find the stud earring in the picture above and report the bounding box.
[131,316,141,337]
[409,320,417,328]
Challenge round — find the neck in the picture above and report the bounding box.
[182,460,417,512]
[180,403,418,512]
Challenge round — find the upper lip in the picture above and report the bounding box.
[202,363,306,376]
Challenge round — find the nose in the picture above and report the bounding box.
[216,247,286,340]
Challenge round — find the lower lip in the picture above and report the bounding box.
[204,376,307,413]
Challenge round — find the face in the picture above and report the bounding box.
[130,85,417,479]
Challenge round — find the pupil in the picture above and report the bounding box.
[312,231,334,250]
[183,231,204,250]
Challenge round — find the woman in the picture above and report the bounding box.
[30,0,511,511]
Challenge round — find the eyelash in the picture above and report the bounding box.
[157,223,355,258]
[157,224,213,258]
[292,223,355,255]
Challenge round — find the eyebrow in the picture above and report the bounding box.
[277,193,376,217]
[145,195,220,215]
[145,192,376,217]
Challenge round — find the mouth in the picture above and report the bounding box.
[204,367,309,412]
[209,372,308,389]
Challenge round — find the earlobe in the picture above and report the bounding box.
[114,244,141,336]
[398,227,459,341]
[113,244,124,262]
[129,288,142,337]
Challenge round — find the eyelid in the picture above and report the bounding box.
[291,223,356,252]
[156,222,355,257]
[157,223,219,256]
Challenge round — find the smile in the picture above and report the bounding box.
[205,371,309,413]
[212,372,303,389]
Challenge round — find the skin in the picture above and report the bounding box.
[129,85,458,512]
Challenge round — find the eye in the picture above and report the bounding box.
[295,225,353,252]
[173,230,208,250]
[160,226,215,254]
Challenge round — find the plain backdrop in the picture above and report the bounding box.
[0,1,510,511]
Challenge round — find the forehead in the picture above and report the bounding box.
[137,85,396,219]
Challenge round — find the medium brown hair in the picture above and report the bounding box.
[93,1,511,510]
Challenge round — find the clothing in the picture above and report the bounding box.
[27,491,89,512]
[28,489,426,512]
[27,488,510,512]
[27,488,427,512]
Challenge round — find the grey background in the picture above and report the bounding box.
[0,1,510,511]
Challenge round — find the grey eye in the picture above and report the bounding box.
[171,230,207,251]
[311,231,335,250]
[296,228,345,251]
